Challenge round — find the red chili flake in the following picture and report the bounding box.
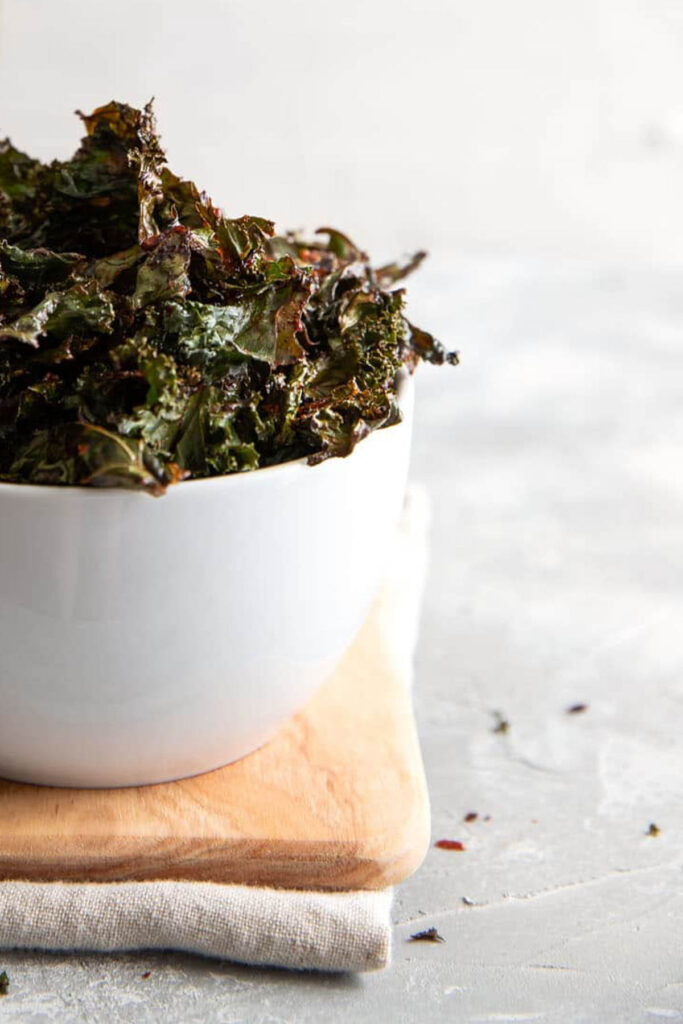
[567,703,588,714]
[141,234,161,251]
[435,839,466,851]
[408,927,445,944]
[141,971,151,979]
[463,812,478,823]
[491,711,509,734]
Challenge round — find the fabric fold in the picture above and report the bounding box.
[0,881,393,973]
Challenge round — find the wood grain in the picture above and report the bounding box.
[0,588,430,890]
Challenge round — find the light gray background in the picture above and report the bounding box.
[3,0,683,261]
[0,3,682,1022]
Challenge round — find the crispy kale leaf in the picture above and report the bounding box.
[0,101,457,493]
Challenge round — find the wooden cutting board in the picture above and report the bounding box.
[0,586,430,890]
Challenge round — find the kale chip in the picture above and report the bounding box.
[0,101,457,494]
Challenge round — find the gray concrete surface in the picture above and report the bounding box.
[1,257,682,1022]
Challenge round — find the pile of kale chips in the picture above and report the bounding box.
[0,102,456,494]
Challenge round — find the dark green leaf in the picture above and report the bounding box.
[5,421,181,494]
[315,227,364,262]
[405,319,459,367]
[133,228,192,308]
[0,100,455,492]
[375,251,427,287]
[0,240,83,288]
[174,387,259,476]
[0,282,115,347]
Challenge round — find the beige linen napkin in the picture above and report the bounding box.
[0,487,429,974]
[0,882,394,973]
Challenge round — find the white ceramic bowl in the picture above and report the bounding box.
[0,379,413,787]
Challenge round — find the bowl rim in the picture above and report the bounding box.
[0,372,413,499]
